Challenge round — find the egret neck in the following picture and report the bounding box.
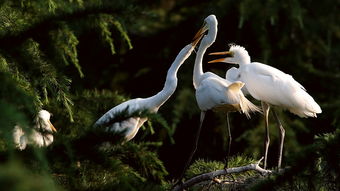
[193,18,217,89]
[145,45,194,111]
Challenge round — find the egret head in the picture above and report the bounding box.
[205,15,217,27]
[35,110,57,133]
[226,67,240,82]
[192,15,217,47]
[208,44,251,65]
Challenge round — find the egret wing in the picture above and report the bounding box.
[246,62,320,117]
[196,73,235,111]
[94,98,144,128]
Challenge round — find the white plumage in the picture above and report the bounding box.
[209,44,322,168]
[243,62,321,117]
[94,98,149,142]
[226,67,250,95]
[193,16,260,116]
[13,110,56,150]
[94,36,203,142]
[179,15,260,181]
[212,45,321,117]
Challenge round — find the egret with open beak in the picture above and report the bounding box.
[208,51,234,63]
[207,44,322,169]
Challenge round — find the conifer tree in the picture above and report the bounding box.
[0,0,338,190]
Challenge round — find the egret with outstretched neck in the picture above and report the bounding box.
[209,44,322,169]
[94,34,204,142]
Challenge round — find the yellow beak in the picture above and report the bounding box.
[48,120,57,132]
[209,51,234,56]
[208,51,234,63]
[208,58,227,63]
[191,22,208,46]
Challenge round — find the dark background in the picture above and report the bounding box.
[0,0,338,190]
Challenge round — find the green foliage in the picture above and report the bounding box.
[51,142,168,191]
[0,0,338,190]
[0,72,36,149]
[101,142,168,183]
[186,156,257,179]
[39,88,170,190]
[250,130,340,191]
[185,156,261,191]
[186,159,224,179]
[0,161,60,191]
[0,0,137,122]
[51,24,83,77]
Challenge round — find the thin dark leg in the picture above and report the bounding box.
[272,109,285,169]
[224,112,232,169]
[262,102,270,169]
[177,111,206,182]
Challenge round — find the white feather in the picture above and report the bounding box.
[13,110,55,150]
[94,44,195,142]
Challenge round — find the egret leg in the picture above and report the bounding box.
[178,111,206,182]
[272,109,285,169]
[224,112,232,169]
[262,102,270,169]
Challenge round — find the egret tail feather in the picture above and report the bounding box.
[239,95,262,118]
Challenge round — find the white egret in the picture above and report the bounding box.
[13,110,57,150]
[178,15,260,181]
[209,44,322,169]
[93,34,204,142]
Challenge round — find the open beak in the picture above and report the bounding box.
[191,22,208,46]
[208,51,234,63]
[48,120,57,132]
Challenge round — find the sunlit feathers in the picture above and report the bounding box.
[13,110,56,150]
[210,44,322,117]
[94,43,198,142]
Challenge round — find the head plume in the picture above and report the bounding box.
[208,44,251,65]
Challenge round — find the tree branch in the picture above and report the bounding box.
[172,157,271,191]
[0,3,131,47]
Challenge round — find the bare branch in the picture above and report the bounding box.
[172,157,272,191]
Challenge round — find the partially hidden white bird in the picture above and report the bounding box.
[93,33,204,142]
[178,15,260,181]
[13,110,57,150]
[226,67,250,95]
[209,44,322,169]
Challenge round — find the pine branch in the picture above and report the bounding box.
[0,1,136,46]
[97,14,116,54]
[50,23,83,78]
[112,20,133,50]
[0,54,43,109]
[172,158,272,191]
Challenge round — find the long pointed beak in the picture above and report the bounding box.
[208,51,234,63]
[208,58,226,63]
[209,51,234,56]
[48,120,57,132]
[191,22,208,46]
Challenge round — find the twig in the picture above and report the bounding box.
[172,157,271,191]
